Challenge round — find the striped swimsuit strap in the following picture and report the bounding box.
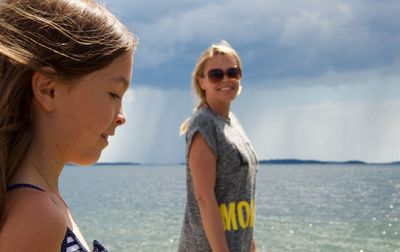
[7,183,108,252]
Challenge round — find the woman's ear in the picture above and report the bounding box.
[31,69,57,112]
[198,76,206,90]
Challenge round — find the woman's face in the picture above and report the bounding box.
[54,51,134,165]
[199,54,241,105]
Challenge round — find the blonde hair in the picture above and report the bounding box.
[0,0,137,225]
[179,40,242,134]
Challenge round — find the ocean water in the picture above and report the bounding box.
[60,164,400,252]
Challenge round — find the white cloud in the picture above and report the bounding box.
[249,60,400,90]
[110,0,400,92]
[132,0,285,67]
[279,3,362,46]
[122,0,399,67]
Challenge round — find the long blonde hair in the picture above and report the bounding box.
[179,41,242,134]
[0,0,137,225]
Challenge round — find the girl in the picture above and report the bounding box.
[0,0,138,251]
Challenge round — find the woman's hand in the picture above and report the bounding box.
[251,239,257,252]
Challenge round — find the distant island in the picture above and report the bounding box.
[169,159,400,166]
[259,159,399,165]
[259,159,367,165]
[65,162,142,166]
[94,162,142,166]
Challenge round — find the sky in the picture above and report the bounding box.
[98,0,400,164]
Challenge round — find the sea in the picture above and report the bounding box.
[60,164,400,252]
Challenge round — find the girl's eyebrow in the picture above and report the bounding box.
[111,76,130,88]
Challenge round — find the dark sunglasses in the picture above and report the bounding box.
[207,67,242,83]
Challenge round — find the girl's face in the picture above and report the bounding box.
[54,51,134,165]
[199,54,241,105]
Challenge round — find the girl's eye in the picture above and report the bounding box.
[110,93,121,100]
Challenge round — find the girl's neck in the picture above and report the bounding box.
[27,158,62,193]
[11,150,64,194]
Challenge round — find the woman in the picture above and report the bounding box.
[0,0,137,251]
[178,41,259,252]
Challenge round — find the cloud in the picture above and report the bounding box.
[249,60,400,90]
[105,0,400,89]
[95,0,400,164]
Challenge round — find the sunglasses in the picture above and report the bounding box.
[207,67,242,83]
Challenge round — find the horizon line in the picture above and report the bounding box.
[65,158,400,166]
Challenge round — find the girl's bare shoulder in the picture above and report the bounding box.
[0,187,66,251]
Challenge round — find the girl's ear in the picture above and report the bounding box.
[31,68,58,112]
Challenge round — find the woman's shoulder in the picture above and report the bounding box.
[0,188,66,251]
[192,107,213,119]
[189,107,218,128]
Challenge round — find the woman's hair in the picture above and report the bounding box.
[179,41,242,134]
[0,0,138,224]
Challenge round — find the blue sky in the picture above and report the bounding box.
[98,0,400,164]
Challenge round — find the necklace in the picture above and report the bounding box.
[28,159,69,209]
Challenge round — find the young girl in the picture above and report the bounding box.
[178,41,259,252]
[0,0,138,251]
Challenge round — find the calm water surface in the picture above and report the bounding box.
[60,164,400,252]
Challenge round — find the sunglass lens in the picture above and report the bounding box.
[208,69,224,83]
[227,68,241,79]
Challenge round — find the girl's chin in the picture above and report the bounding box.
[68,153,102,166]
